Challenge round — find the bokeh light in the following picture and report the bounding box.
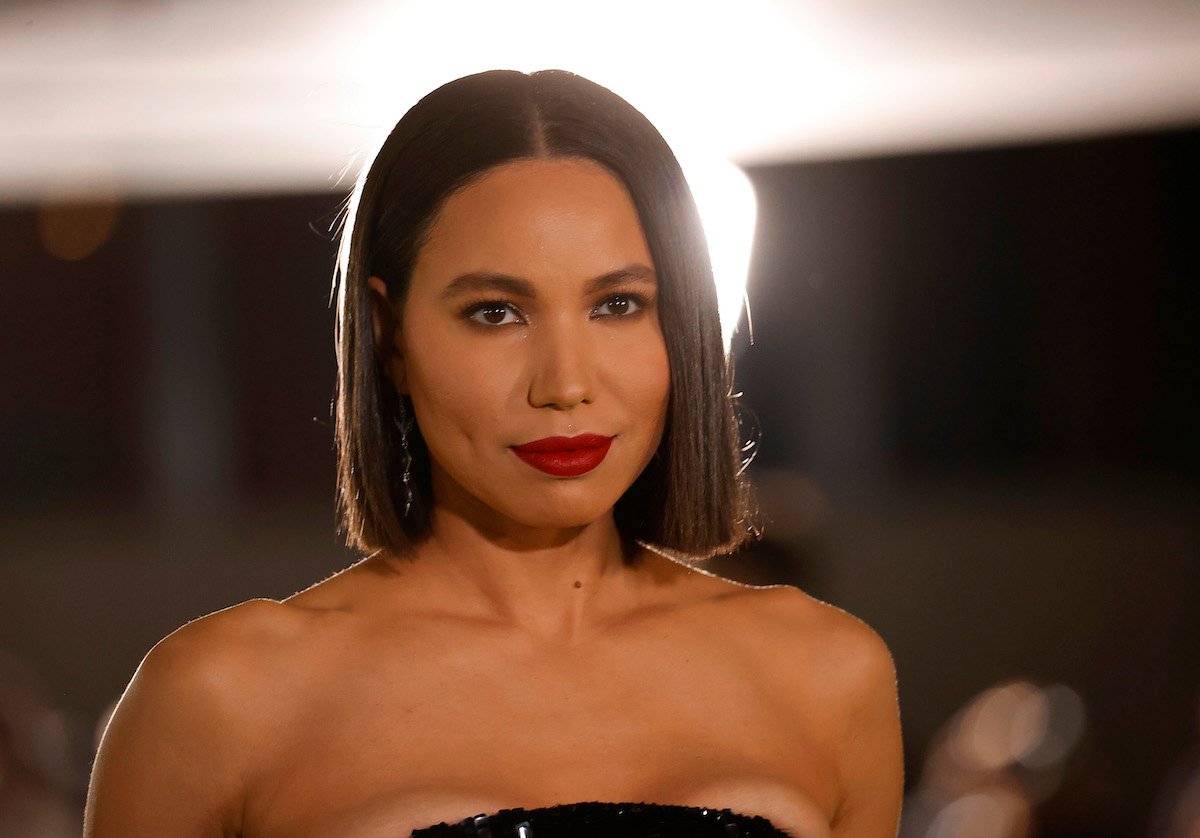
[927,787,1031,838]
[35,194,121,262]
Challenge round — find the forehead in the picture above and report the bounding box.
[414,157,654,281]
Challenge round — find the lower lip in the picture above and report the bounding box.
[511,438,613,477]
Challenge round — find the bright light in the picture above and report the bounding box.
[4,1,1200,202]
[343,0,824,166]
[677,153,758,354]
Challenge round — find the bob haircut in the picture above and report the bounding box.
[333,68,755,558]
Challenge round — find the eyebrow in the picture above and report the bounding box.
[440,264,657,300]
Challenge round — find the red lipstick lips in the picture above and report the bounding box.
[511,434,614,477]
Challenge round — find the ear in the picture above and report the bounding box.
[367,276,408,394]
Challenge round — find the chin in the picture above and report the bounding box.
[485,486,621,532]
[439,458,637,533]
[505,502,614,532]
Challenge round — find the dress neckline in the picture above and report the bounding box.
[409,799,791,837]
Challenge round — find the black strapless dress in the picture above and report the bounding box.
[410,801,790,837]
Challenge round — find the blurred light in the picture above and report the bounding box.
[926,788,1031,838]
[906,679,1089,838]
[1157,770,1200,838]
[1017,683,1086,771]
[35,187,121,261]
[676,153,758,353]
[0,651,78,791]
[952,680,1049,771]
[343,0,819,158]
[5,1,1200,202]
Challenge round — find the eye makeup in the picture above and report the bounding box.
[458,290,656,328]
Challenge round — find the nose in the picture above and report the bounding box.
[527,317,595,410]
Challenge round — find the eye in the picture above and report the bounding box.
[465,301,523,327]
[592,293,646,318]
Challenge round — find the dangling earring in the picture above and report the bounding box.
[394,401,414,518]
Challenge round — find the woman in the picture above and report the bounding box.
[85,69,903,837]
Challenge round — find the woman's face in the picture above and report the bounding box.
[371,157,670,534]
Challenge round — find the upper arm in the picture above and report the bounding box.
[84,600,281,838]
[826,617,904,837]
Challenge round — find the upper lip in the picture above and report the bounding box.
[512,434,613,453]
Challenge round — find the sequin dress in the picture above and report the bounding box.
[409,800,790,837]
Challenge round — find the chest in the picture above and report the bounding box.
[248,728,833,838]
[242,627,839,837]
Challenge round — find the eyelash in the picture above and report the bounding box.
[461,292,653,327]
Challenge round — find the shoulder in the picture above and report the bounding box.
[132,598,310,708]
[741,584,899,733]
[738,584,903,833]
[85,599,309,835]
[105,598,300,735]
[770,585,896,689]
[712,582,896,689]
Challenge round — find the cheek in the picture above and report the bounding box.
[607,326,671,426]
[401,323,515,445]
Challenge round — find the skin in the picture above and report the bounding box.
[85,158,903,837]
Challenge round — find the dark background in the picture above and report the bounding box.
[1,126,1197,835]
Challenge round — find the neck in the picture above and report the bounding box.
[389,494,645,645]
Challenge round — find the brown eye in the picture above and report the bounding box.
[466,302,522,327]
[592,294,644,318]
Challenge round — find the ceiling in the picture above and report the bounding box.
[2,0,1199,202]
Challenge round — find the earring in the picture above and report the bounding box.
[393,402,414,518]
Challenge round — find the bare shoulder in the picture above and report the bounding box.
[665,562,896,700]
[134,597,310,704]
[731,584,903,833]
[705,581,900,751]
[127,596,326,741]
[85,599,308,836]
[729,583,897,696]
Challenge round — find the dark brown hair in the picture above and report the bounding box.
[333,69,755,558]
